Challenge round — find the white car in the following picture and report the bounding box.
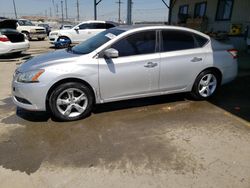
[17,19,47,40]
[49,20,117,45]
[0,19,29,55]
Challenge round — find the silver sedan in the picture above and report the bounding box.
[12,25,238,121]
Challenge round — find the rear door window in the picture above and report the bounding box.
[161,30,196,52]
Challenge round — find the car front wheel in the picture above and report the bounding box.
[191,70,219,100]
[49,82,94,121]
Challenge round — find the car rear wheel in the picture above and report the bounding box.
[191,70,219,100]
[49,82,94,121]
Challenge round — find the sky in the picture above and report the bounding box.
[0,0,169,22]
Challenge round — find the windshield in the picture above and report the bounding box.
[18,20,35,26]
[71,28,125,54]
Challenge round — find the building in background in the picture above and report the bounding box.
[169,0,250,50]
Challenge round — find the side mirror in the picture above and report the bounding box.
[103,48,119,58]
[74,26,79,31]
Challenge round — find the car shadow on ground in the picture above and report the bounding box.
[209,74,250,122]
[93,93,187,114]
[0,53,31,61]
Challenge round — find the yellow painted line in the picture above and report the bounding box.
[208,102,250,128]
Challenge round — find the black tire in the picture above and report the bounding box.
[49,82,94,121]
[191,70,220,100]
[57,36,71,48]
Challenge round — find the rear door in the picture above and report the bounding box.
[159,29,209,91]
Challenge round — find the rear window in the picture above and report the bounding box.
[194,34,209,47]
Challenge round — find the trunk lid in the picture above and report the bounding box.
[0,19,17,29]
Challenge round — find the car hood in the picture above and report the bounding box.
[18,49,81,72]
[0,19,17,29]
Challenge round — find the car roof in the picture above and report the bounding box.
[114,24,209,38]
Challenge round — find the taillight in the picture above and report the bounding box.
[0,35,10,42]
[227,49,238,59]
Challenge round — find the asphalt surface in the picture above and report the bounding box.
[0,39,250,188]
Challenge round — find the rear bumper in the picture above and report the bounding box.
[0,40,30,55]
[221,62,238,85]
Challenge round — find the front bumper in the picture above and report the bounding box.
[12,80,48,111]
[30,32,47,39]
[0,40,30,55]
[49,35,59,44]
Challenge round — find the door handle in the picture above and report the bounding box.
[144,62,158,68]
[191,57,203,62]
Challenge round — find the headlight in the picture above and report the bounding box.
[50,32,58,36]
[17,70,45,83]
[30,29,36,33]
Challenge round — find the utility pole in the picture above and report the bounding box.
[161,0,174,24]
[116,0,123,23]
[127,0,132,25]
[56,3,59,18]
[76,0,80,21]
[65,0,68,20]
[12,0,17,19]
[50,7,52,17]
[61,0,64,23]
[94,0,103,20]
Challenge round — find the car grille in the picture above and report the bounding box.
[35,29,46,34]
[5,33,25,43]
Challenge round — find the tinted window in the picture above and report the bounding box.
[161,30,196,52]
[72,28,125,54]
[105,23,115,29]
[79,23,88,29]
[91,23,106,29]
[111,31,156,57]
[194,34,208,47]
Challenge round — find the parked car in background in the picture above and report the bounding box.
[0,19,29,55]
[49,20,117,46]
[60,25,73,30]
[12,25,238,121]
[17,19,47,40]
[37,23,51,36]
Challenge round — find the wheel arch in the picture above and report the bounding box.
[46,78,97,111]
[58,35,71,42]
[194,67,222,87]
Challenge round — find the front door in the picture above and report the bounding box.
[98,30,160,101]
